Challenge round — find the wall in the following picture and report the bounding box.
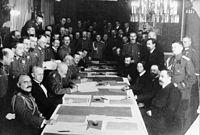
[54,0,182,52]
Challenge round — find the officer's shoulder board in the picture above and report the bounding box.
[182,55,190,61]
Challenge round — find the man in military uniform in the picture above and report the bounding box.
[0,48,14,112]
[44,63,78,103]
[182,36,200,125]
[182,36,199,75]
[10,43,31,82]
[92,34,105,60]
[121,32,141,64]
[166,42,196,130]
[58,35,72,60]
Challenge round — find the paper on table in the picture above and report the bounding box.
[97,84,125,90]
[101,118,141,135]
[43,122,87,134]
[86,128,103,135]
[77,82,98,92]
[62,94,91,105]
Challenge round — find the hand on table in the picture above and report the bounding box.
[146,110,152,117]
[122,85,130,91]
[45,119,56,125]
[70,85,78,93]
[138,102,144,108]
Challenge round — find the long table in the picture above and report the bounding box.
[41,65,148,135]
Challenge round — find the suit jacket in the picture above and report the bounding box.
[31,80,56,119]
[150,83,181,124]
[137,76,161,106]
[146,48,164,71]
[143,83,181,130]
[130,71,152,95]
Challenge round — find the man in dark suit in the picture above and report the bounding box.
[145,38,164,71]
[142,70,181,134]
[31,66,56,119]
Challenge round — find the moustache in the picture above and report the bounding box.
[159,80,163,83]
[26,86,32,89]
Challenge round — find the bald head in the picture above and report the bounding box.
[57,63,68,78]
[32,66,44,83]
[148,31,157,40]
[63,55,74,66]
[0,48,14,65]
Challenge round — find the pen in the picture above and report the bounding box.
[58,130,70,132]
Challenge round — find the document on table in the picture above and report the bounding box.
[42,122,87,135]
[101,118,145,135]
[77,82,98,92]
[62,95,92,105]
[97,84,125,90]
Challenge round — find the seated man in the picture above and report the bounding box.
[11,75,53,135]
[142,70,181,134]
[129,61,152,96]
[63,55,80,80]
[136,65,161,107]
[44,63,78,103]
[119,55,138,85]
[31,66,56,119]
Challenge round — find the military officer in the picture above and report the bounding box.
[121,32,141,64]
[10,43,31,81]
[44,63,78,103]
[166,42,196,130]
[0,48,14,110]
[92,34,105,60]
[182,36,199,75]
[166,42,196,99]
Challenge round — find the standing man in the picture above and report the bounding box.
[21,14,44,38]
[92,34,105,60]
[145,38,164,71]
[0,48,14,112]
[182,36,199,76]
[58,35,72,60]
[182,36,200,123]
[166,42,196,130]
[122,32,141,64]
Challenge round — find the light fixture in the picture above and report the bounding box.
[130,0,179,23]
[10,9,20,16]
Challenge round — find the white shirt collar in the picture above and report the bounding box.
[150,48,155,53]
[139,70,146,76]
[162,81,171,88]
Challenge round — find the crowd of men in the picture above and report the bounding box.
[0,15,199,135]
